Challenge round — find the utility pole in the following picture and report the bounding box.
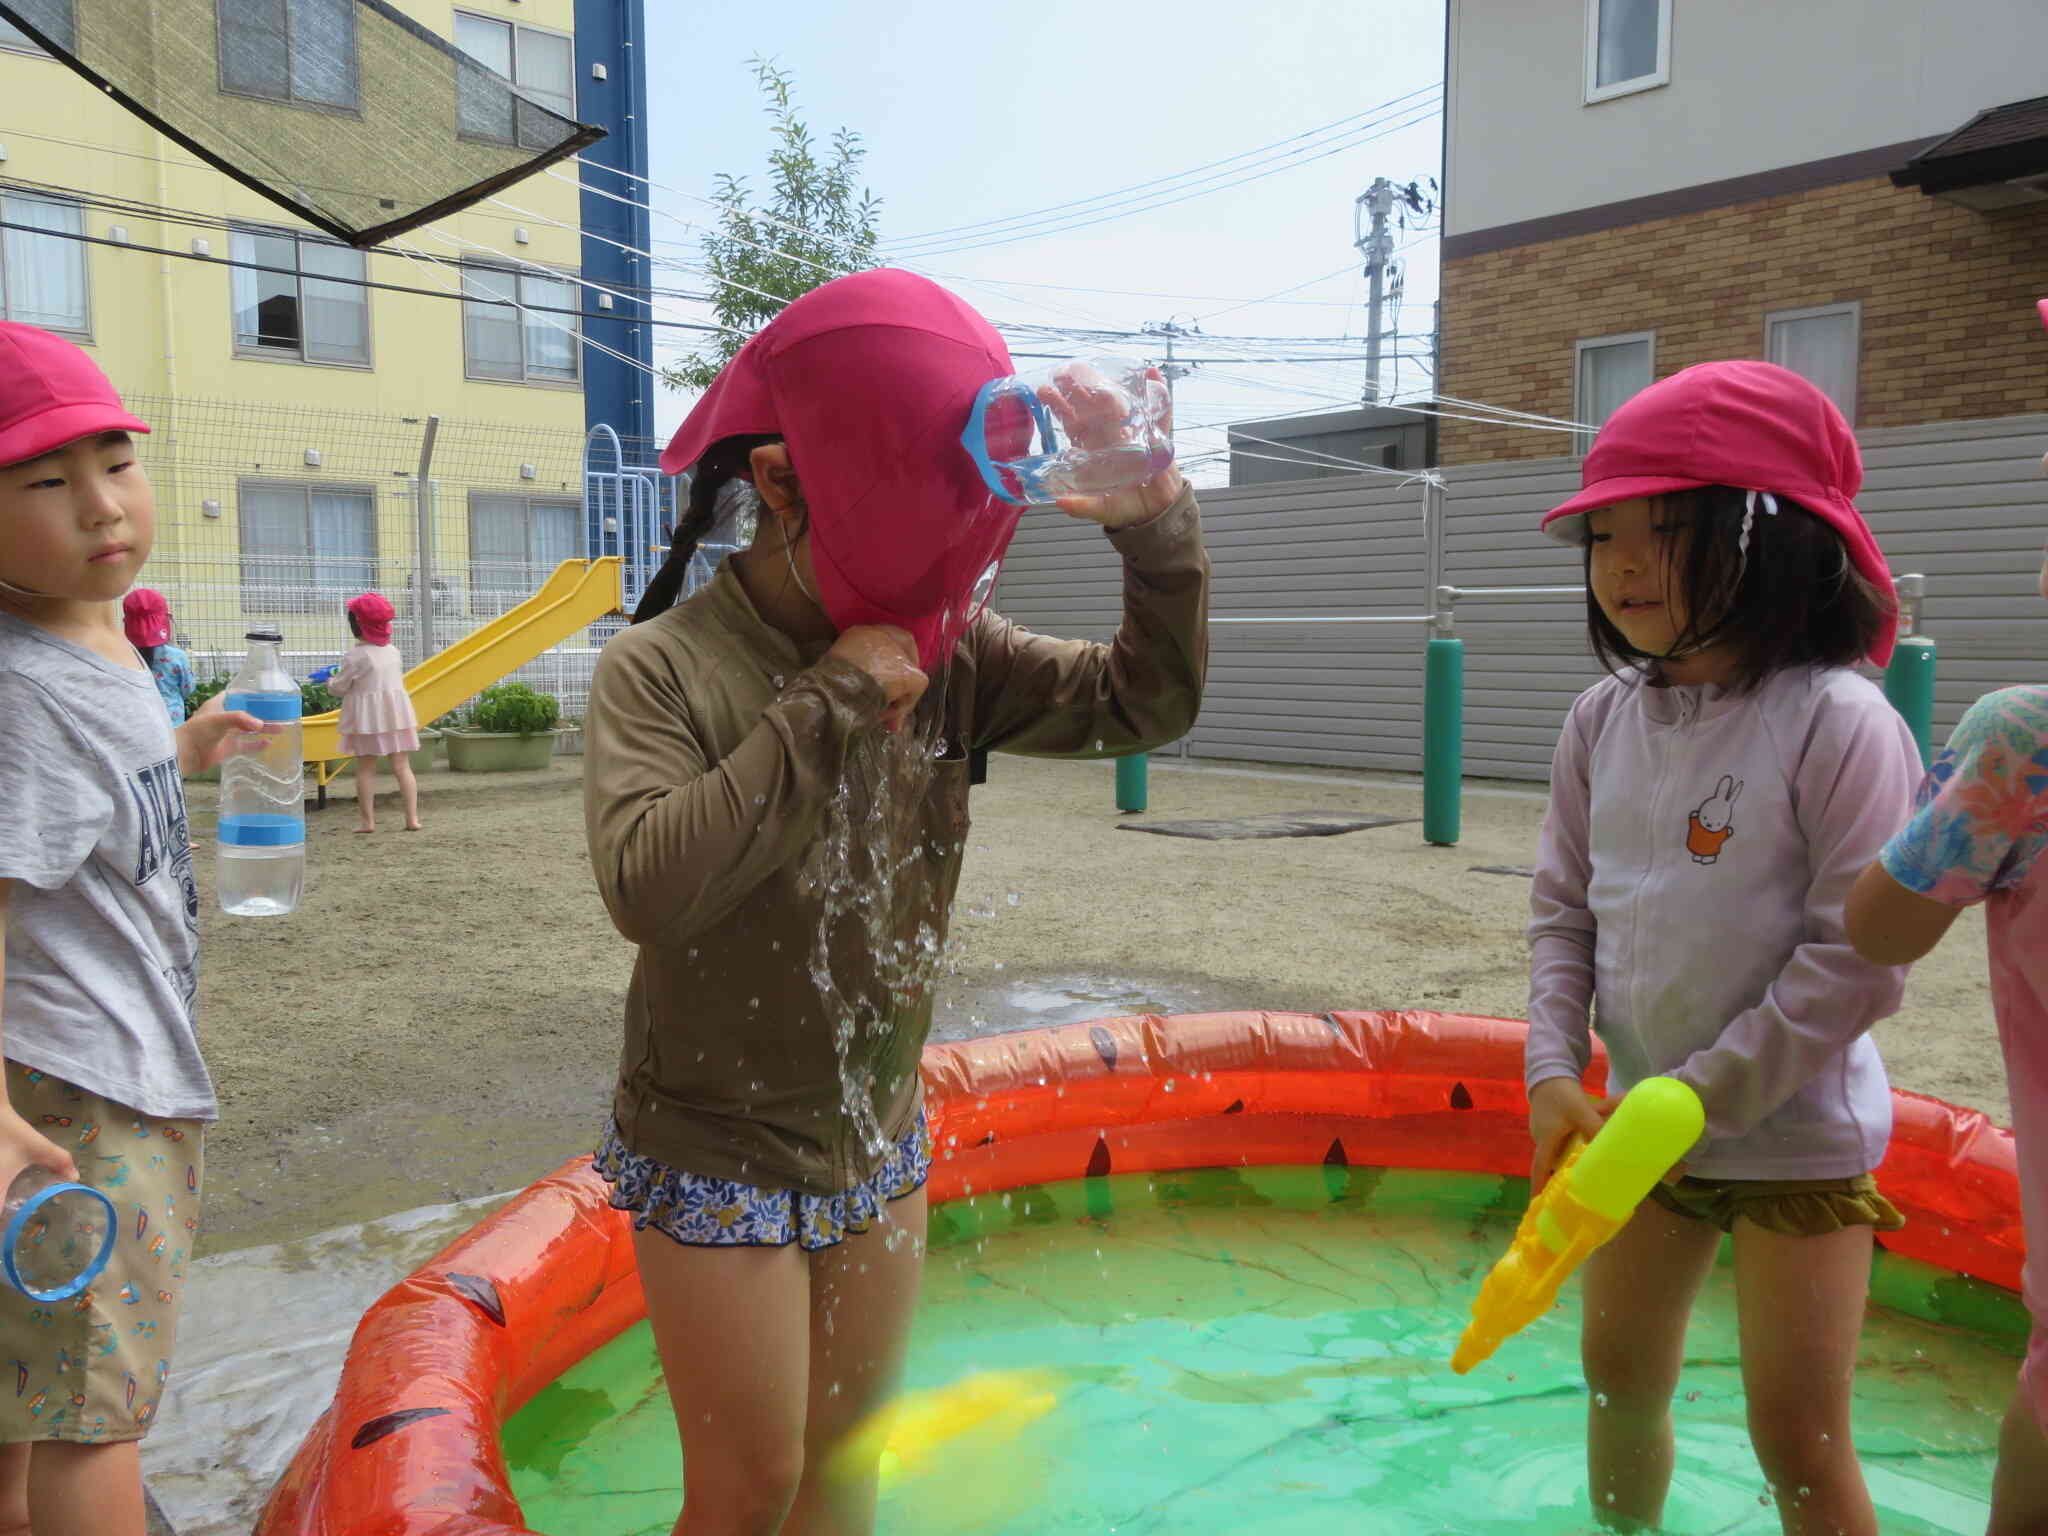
[1140,318,1196,411]
[1354,177,1396,405]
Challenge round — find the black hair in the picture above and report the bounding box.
[346,609,362,640]
[1583,486,1893,692]
[137,643,161,669]
[633,433,783,623]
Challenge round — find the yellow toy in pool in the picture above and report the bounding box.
[1452,1076,1705,1374]
[828,1368,1060,1492]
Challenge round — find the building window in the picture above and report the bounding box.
[453,11,575,147]
[217,0,359,113]
[0,0,75,54]
[1584,0,1670,104]
[238,483,376,612]
[0,194,88,335]
[469,493,581,613]
[1766,302,1861,424]
[1573,331,1655,454]
[230,227,370,366]
[462,265,580,385]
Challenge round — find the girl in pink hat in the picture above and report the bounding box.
[1524,361,1922,1535]
[328,593,420,833]
[121,588,193,726]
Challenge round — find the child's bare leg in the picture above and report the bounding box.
[0,1442,28,1535]
[1581,1198,1722,1530]
[28,1440,147,1536]
[633,1226,810,1536]
[351,756,377,832]
[1987,1383,2048,1535]
[786,1188,928,1536]
[391,753,421,830]
[1732,1219,1877,1536]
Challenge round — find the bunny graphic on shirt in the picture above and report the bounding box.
[1686,775,1742,864]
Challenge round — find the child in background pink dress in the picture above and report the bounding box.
[330,592,421,833]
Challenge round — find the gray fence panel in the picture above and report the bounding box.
[990,414,2048,783]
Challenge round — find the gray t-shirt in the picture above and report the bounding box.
[0,613,214,1121]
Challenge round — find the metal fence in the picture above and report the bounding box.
[992,411,2048,783]
[135,396,684,715]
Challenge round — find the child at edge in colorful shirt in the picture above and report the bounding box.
[0,322,272,1536]
[1524,361,1922,1536]
[1844,367,2048,1536]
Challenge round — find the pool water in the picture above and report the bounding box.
[504,1166,2015,1534]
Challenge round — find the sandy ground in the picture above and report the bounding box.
[183,753,2003,1257]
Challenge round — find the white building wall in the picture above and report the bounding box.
[1446,0,2048,237]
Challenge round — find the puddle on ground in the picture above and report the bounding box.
[141,1191,516,1536]
[929,973,1221,1041]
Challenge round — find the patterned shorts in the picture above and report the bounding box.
[1648,1170,1904,1237]
[595,1111,931,1252]
[0,1063,203,1445]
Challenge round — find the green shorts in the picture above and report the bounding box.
[1648,1171,1903,1237]
[0,1064,203,1445]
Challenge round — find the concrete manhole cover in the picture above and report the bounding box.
[1117,810,1418,841]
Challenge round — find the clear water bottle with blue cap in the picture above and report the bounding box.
[1,1167,114,1303]
[217,628,304,916]
[962,358,1173,506]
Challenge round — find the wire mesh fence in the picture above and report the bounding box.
[135,394,688,721]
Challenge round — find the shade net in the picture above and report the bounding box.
[0,0,604,246]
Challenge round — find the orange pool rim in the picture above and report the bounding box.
[252,1009,2024,1535]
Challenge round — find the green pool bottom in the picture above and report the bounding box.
[504,1166,2022,1535]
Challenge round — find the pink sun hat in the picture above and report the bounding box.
[660,268,1020,672]
[1542,360,1897,666]
[122,588,172,649]
[347,592,395,646]
[0,321,150,468]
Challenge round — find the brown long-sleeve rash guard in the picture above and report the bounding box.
[583,487,1210,1195]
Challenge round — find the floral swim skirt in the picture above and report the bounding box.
[594,1111,931,1252]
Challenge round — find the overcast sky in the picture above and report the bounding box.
[637,0,1448,480]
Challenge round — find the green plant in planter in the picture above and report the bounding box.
[301,679,340,716]
[469,682,561,736]
[187,675,230,715]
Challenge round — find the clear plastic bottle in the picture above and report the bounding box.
[0,1166,115,1303]
[218,628,304,916]
[961,358,1174,506]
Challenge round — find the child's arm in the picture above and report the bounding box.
[326,648,365,697]
[1526,696,1607,1186]
[583,625,899,948]
[965,484,1208,757]
[1849,687,2048,963]
[0,883,80,1190]
[1669,685,1922,1142]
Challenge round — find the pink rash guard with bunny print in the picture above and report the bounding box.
[1526,663,1922,1179]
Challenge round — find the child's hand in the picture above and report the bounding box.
[827,626,928,733]
[1527,1077,1607,1193]
[177,696,281,777]
[0,1104,77,1192]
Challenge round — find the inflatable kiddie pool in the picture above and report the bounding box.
[255,1011,2025,1534]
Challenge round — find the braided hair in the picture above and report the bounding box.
[634,433,781,624]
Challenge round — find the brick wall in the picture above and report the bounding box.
[1438,177,2048,463]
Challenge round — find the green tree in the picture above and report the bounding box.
[664,59,881,392]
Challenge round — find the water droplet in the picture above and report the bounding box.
[749,997,760,1009]
[754,793,766,806]
[1818,1432,1831,1444]
[1684,1390,1699,1402]
[1594,1392,1609,1408]
[827,1381,842,1398]
[1795,1486,1811,1499]
[772,673,786,688]
[1604,1493,1617,1506]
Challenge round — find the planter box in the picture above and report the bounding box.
[408,728,442,775]
[445,729,559,773]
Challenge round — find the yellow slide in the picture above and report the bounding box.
[302,556,625,770]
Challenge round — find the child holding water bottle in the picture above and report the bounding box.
[584,268,1208,1536]
[1524,362,1923,1535]
[0,323,270,1535]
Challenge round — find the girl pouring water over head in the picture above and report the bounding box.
[582,269,1209,1536]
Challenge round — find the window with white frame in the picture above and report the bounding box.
[1584,0,1670,103]
[0,194,88,335]
[1574,332,1654,454]
[468,493,580,613]
[1766,302,1861,424]
[452,11,575,147]
[462,264,579,385]
[217,0,359,112]
[0,0,74,53]
[238,482,376,611]
[230,227,370,365]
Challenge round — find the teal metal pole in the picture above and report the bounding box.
[1423,634,1464,846]
[1115,752,1149,814]
[1884,636,1937,770]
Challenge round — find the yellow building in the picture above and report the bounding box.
[0,0,617,676]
